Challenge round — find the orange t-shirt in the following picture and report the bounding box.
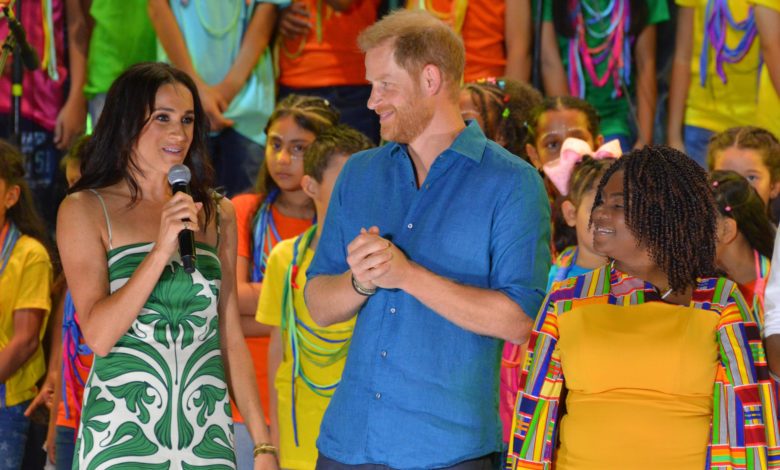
[278,0,380,88]
[231,193,313,424]
[408,0,507,82]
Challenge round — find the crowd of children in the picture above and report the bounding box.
[1,1,780,469]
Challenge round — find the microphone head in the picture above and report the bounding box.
[168,164,191,186]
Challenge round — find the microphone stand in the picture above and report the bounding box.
[0,2,23,147]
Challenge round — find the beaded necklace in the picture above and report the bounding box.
[251,189,282,282]
[279,0,332,62]
[566,0,632,99]
[61,291,92,420]
[700,0,758,86]
[281,225,352,445]
[0,219,20,407]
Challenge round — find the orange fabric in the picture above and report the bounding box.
[278,0,380,88]
[55,349,94,429]
[230,193,314,423]
[739,279,758,310]
[411,0,507,82]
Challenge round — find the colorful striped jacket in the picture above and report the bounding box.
[508,263,780,470]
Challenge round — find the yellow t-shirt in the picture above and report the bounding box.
[752,0,780,139]
[0,234,52,407]
[678,0,767,132]
[256,234,355,470]
[555,302,719,469]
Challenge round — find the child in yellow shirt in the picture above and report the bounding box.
[256,125,374,469]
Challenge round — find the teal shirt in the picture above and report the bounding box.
[159,0,283,146]
[542,0,669,137]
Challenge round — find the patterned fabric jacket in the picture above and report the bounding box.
[508,264,780,470]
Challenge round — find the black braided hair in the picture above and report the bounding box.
[592,146,719,291]
[461,78,543,161]
[709,170,775,259]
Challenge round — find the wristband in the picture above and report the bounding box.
[253,442,277,458]
[351,272,377,296]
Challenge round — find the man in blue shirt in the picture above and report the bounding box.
[305,9,551,469]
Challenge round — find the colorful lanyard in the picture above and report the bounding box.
[251,189,282,283]
[0,220,20,407]
[552,246,579,284]
[62,290,92,420]
[753,249,770,325]
[281,225,352,446]
[700,0,757,86]
[410,0,468,35]
[566,0,632,99]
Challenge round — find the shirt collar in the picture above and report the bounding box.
[387,120,487,163]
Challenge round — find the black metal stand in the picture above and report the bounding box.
[0,3,23,147]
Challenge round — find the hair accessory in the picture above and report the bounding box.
[725,205,731,212]
[501,108,510,118]
[498,80,506,90]
[323,98,330,107]
[543,137,622,195]
[502,94,510,103]
[712,181,719,187]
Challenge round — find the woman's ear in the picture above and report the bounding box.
[561,200,577,227]
[2,184,20,210]
[301,175,318,201]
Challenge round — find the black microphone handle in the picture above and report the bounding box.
[6,14,39,71]
[171,181,196,273]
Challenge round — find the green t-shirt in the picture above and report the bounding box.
[83,0,158,99]
[542,0,669,137]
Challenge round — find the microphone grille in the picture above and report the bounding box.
[168,164,191,186]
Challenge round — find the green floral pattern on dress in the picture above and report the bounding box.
[74,243,236,469]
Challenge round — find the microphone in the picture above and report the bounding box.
[168,164,196,273]
[3,8,39,71]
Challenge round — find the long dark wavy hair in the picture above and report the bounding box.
[69,62,216,225]
[0,140,50,252]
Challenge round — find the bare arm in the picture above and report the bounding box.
[667,6,693,152]
[305,272,368,326]
[216,198,278,469]
[0,309,44,382]
[54,0,90,150]
[237,255,272,337]
[504,0,533,82]
[633,24,658,147]
[540,21,569,96]
[147,0,234,130]
[267,326,282,450]
[755,5,780,97]
[57,191,201,357]
[24,289,64,416]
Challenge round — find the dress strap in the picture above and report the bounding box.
[89,189,113,250]
[214,191,222,250]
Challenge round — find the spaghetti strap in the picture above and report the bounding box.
[214,192,222,250]
[89,189,113,250]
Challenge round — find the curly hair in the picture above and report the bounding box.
[709,170,775,260]
[592,146,719,291]
[461,78,543,161]
[254,94,341,196]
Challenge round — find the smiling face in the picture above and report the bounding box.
[711,146,780,205]
[131,82,195,177]
[591,170,652,268]
[365,41,434,144]
[265,114,316,192]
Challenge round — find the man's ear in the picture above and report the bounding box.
[561,200,577,227]
[526,143,541,169]
[420,64,443,96]
[301,175,318,201]
[770,180,780,199]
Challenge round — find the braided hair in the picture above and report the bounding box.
[461,78,542,161]
[709,170,775,259]
[592,146,719,292]
[254,94,341,196]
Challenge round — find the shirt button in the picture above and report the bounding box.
[390,307,396,314]
[376,393,382,399]
[407,223,413,229]
[410,181,414,187]
[381,350,387,357]
[425,184,430,189]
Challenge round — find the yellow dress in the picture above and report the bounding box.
[555,302,720,469]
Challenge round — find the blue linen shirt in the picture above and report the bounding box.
[306,121,551,469]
